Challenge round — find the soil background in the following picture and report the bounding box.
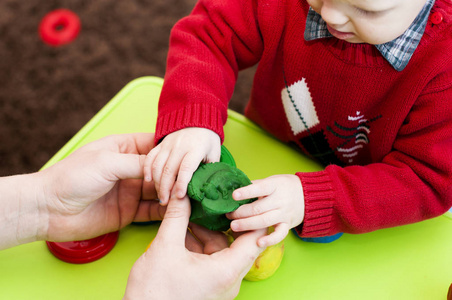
[0,0,255,176]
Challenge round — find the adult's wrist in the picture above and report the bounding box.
[16,171,50,244]
[0,172,49,249]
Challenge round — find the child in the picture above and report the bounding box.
[144,0,452,247]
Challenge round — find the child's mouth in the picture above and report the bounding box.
[326,24,354,40]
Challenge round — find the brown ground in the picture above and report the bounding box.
[0,0,254,176]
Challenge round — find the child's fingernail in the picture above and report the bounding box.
[145,176,151,182]
[233,191,241,199]
[230,222,238,231]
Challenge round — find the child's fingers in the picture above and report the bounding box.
[143,147,159,182]
[257,223,290,248]
[150,150,171,204]
[230,210,280,232]
[227,198,277,219]
[232,179,275,201]
[158,150,186,203]
[174,152,204,199]
[205,146,222,164]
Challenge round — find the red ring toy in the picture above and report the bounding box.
[39,9,81,47]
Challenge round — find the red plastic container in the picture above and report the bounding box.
[46,231,119,264]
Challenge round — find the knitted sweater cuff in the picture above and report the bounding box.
[294,170,335,237]
[154,103,226,144]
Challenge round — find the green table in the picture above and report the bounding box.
[1,77,451,299]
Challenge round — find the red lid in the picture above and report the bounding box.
[46,231,119,264]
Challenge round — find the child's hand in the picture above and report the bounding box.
[227,174,304,247]
[144,127,221,205]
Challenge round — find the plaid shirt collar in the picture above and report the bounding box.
[304,0,435,71]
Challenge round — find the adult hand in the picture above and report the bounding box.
[41,133,166,242]
[124,192,266,300]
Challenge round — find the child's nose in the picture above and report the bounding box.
[320,2,349,26]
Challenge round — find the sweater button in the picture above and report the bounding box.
[430,12,443,24]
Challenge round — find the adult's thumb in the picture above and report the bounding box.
[106,153,146,180]
[154,193,191,247]
[227,229,267,277]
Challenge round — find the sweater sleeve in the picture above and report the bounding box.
[294,77,452,238]
[155,0,264,143]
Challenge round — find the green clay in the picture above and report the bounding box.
[188,162,256,231]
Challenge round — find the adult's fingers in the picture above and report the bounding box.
[115,133,156,155]
[189,223,229,254]
[81,133,155,155]
[128,132,156,155]
[154,193,191,247]
[141,180,158,200]
[185,229,204,253]
[106,153,147,180]
[220,229,267,278]
[133,200,166,222]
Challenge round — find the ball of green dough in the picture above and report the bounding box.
[188,162,256,231]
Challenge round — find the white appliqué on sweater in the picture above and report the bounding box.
[281,78,319,135]
[337,111,370,163]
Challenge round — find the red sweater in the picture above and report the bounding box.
[156,0,452,237]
